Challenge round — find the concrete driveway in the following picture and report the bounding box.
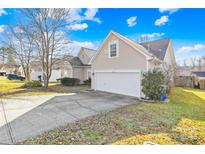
[0,90,136,144]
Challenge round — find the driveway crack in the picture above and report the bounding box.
[74,100,99,113]
[40,99,79,120]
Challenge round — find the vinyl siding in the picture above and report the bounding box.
[92,34,147,71]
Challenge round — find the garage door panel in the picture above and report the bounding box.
[94,72,141,97]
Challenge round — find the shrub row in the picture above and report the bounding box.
[22,80,42,88]
[60,77,80,86]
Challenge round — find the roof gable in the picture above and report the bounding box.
[91,31,152,63]
[78,47,97,65]
[91,30,175,65]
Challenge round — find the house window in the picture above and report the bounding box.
[109,41,118,58]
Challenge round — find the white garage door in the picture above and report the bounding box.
[93,71,141,97]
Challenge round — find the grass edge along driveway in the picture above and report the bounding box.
[22,87,205,145]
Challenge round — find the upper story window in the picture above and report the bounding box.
[109,40,118,58]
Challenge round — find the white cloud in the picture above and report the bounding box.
[0,25,6,33]
[67,23,88,31]
[67,8,101,31]
[68,8,101,23]
[140,32,165,38]
[126,16,137,27]
[83,8,101,23]
[155,16,169,26]
[177,44,205,53]
[159,8,180,14]
[73,41,95,49]
[68,8,82,22]
[0,8,8,16]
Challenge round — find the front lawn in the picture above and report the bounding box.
[0,76,24,93]
[0,76,58,97]
[0,76,89,97]
[21,87,205,145]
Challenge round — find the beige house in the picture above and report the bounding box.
[27,47,96,83]
[70,47,96,83]
[91,31,176,97]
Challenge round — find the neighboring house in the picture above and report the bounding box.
[174,63,205,87]
[176,65,205,77]
[0,64,18,76]
[28,57,73,82]
[91,30,176,97]
[70,47,96,83]
[28,47,96,82]
[0,64,6,76]
[191,72,205,89]
[176,66,192,77]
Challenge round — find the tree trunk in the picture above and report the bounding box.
[44,79,48,88]
[43,73,49,88]
[25,65,31,81]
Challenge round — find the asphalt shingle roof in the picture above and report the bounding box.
[140,38,170,60]
[69,57,84,66]
[192,72,205,77]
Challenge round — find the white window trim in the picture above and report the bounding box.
[108,40,119,58]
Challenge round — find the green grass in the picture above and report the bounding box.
[21,87,205,145]
[0,76,58,97]
[0,76,24,93]
[0,76,89,98]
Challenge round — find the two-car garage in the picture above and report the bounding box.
[92,71,141,97]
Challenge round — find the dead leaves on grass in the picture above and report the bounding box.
[173,118,205,144]
[113,118,205,145]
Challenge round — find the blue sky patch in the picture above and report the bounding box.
[0,8,205,65]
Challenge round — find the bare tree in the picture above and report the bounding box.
[183,59,187,67]
[190,57,196,68]
[3,25,36,81]
[138,35,150,43]
[196,57,202,71]
[202,56,205,65]
[0,47,8,64]
[21,9,71,87]
[151,59,176,87]
[162,62,176,85]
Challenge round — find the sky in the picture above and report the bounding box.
[0,8,205,65]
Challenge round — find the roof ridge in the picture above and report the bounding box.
[81,47,97,52]
[140,38,171,44]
